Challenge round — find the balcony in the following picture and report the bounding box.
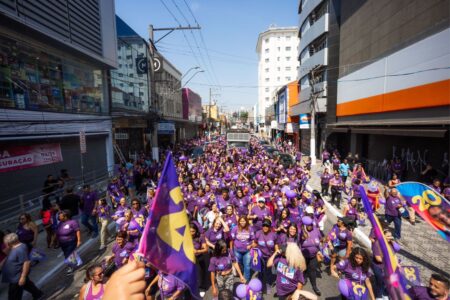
[299,0,325,26]
[299,47,328,78]
[299,13,329,52]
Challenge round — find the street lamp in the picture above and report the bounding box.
[181,70,205,89]
[181,66,200,80]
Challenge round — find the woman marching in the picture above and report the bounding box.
[78,264,105,300]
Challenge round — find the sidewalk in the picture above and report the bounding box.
[0,219,115,300]
[308,163,450,284]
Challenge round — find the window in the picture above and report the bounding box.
[277,36,281,41]
[118,73,124,77]
[277,77,280,82]
[265,68,269,73]
[129,83,133,87]
[118,55,121,59]
[139,92,144,96]
[265,48,269,53]
[118,64,122,68]
[265,78,270,82]
[129,64,133,68]
[139,82,144,86]
[126,55,132,59]
[285,46,291,51]
[129,73,134,77]
[265,87,269,92]
[286,76,291,81]
[286,57,291,61]
[277,57,280,61]
[119,83,124,87]
[286,36,291,41]
[265,58,269,63]
[286,66,291,71]
[277,47,281,52]
[265,97,269,101]
[265,38,269,43]
[138,44,144,48]
[277,67,281,71]
[138,74,143,77]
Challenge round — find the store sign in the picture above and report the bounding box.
[157,122,175,134]
[115,133,129,140]
[270,120,278,129]
[79,131,86,154]
[153,57,162,73]
[0,144,63,173]
[278,89,287,124]
[136,57,148,74]
[299,113,311,129]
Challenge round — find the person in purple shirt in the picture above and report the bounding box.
[253,219,278,293]
[205,217,229,250]
[130,199,148,220]
[121,210,143,245]
[408,274,449,300]
[343,198,360,224]
[223,205,238,230]
[107,231,136,270]
[277,224,300,247]
[430,178,443,194]
[275,208,291,236]
[331,247,375,300]
[267,243,307,300]
[146,271,185,299]
[385,188,403,240]
[249,197,273,231]
[209,239,246,298]
[193,187,209,218]
[300,216,322,296]
[320,168,332,196]
[322,149,330,165]
[230,216,254,282]
[93,198,111,250]
[80,184,99,238]
[56,210,81,274]
[328,217,353,272]
[330,172,344,208]
[216,188,232,212]
[185,183,197,214]
[233,188,251,216]
[190,222,209,295]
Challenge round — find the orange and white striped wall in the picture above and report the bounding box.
[336,28,450,117]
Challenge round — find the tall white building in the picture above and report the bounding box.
[256,26,300,132]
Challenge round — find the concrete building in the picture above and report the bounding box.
[292,0,341,156]
[111,16,157,161]
[181,87,202,139]
[256,26,300,135]
[0,0,117,217]
[329,0,449,182]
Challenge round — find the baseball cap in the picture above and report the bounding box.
[262,219,272,227]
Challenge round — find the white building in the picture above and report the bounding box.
[256,26,300,133]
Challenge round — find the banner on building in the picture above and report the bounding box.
[0,144,63,173]
[286,122,299,133]
[278,89,287,124]
[299,114,311,129]
[136,57,149,74]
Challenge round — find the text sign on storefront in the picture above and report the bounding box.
[0,144,63,173]
[157,122,175,134]
[299,114,311,129]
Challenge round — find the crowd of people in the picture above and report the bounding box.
[0,134,449,300]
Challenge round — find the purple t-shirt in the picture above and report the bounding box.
[230,227,254,252]
[193,235,206,252]
[97,204,111,220]
[158,272,185,298]
[254,230,277,258]
[337,259,372,283]
[216,195,231,211]
[208,253,236,273]
[408,286,436,300]
[251,205,273,230]
[196,195,210,210]
[233,197,250,216]
[328,225,353,250]
[81,191,98,214]
[385,196,402,217]
[346,206,359,220]
[300,228,321,258]
[321,173,332,185]
[277,233,298,247]
[274,256,305,296]
[112,242,136,268]
[205,228,225,246]
[56,220,80,243]
[224,214,238,229]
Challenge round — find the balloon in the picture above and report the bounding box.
[179,155,187,161]
[233,175,239,181]
[281,186,290,194]
[302,216,313,226]
[338,279,350,297]
[285,190,297,199]
[248,278,263,293]
[236,284,247,298]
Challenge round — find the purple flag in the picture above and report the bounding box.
[137,152,200,299]
[400,266,421,289]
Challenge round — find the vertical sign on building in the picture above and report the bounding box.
[80,131,87,153]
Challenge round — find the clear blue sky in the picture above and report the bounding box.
[115,0,298,112]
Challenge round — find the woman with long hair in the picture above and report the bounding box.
[78,264,105,300]
[16,213,38,253]
[94,198,111,251]
[209,239,246,298]
[190,222,209,297]
[230,216,254,282]
[331,247,375,300]
[41,199,55,248]
[267,243,307,300]
[277,223,299,247]
[205,216,229,250]
[275,208,291,235]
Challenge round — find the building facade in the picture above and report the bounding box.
[0,0,117,214]
[111,16,155,162]
[293,0,341,156]
[181,87,202,139]
[330,0,450,181]
[256,26,300,135]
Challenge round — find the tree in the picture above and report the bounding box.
[240,111,248,124]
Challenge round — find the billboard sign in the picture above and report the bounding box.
[278,89,287,124]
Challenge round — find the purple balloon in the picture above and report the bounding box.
[338,279,350,297]
[281,186,290,194]
[179,155,187,161]
[233,175,239,181]
[285,190,297,199]
[236,284,247,298]
[302,216,313,226]
[248,278,263,293]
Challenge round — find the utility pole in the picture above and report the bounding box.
[309,68,318,166]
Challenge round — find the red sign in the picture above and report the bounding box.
[0,144,63,173]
